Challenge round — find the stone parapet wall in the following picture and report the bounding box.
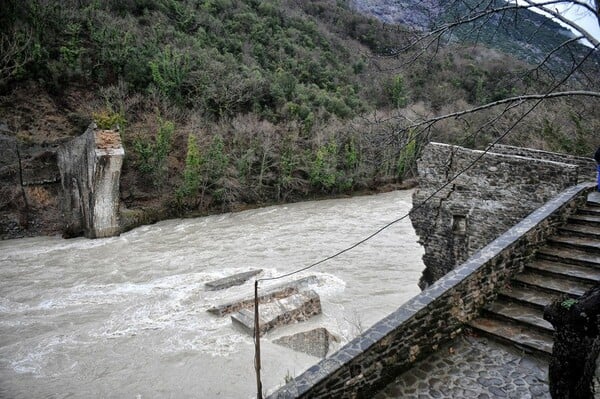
[489,144,596,183]
[411,142,579,287]
[268,182,594,399]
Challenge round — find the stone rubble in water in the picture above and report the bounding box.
[273,327,339,358]
[206,275,319,316]
[204,269,263,291]
[231,290,322,336]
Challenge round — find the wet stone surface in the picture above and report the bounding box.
[374,336,550,399]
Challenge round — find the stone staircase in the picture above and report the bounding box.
[468,194,600,357]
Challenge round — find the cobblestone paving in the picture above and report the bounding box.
[374,336,550,399]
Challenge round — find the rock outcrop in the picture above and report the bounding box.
[0,132,64,239]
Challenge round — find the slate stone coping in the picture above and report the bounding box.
[267,182,595,399]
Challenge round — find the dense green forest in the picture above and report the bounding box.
[1,0,598,216]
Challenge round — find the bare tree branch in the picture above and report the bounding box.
[399,90,600,132]
[519,0,600,47]
[0,26,33,87]
[391,0,598,55]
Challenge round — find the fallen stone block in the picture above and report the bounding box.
[205,269,263,291]
[273,327,339,358]
[207,275,319,316]
[231,290,322,336]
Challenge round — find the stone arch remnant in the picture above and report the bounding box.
[409,142,594,289]
[58,123,124,238]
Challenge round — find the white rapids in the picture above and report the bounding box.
[0,190,424,399]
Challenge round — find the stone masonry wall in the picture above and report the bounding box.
[489,144,596,183]
[268,183,594,399]
[410,142,579,288]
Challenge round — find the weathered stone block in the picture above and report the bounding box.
[231,290,321,336]
[274,328,338,358]
[204,269,262,291]
[207,275,318,316]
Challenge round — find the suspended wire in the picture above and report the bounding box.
[257,134,497,283]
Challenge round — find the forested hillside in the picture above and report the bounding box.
[1,0,598,219]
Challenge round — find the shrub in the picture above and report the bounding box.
[388,74,408,108]
[133,118,174,186]
[92,109,126,130]
[149,46,190,103]
[310,140,340,191]
[200,135,229,202]
[177,133,202,204]
[396,130,418,179]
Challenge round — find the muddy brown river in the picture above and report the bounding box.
[0,190,424,398]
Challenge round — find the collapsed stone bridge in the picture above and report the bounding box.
[268,143,599,398]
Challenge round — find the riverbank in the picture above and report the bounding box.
[1,173,417,240]
[120,179,418,234]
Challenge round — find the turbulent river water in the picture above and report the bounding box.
[0,190,424,399]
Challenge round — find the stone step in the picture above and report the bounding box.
[231,290,322,336]
[548,235,600,254]
[468,317,553,356]
[568,214,600,227]
[578,205,600,216]
[483,299,554,334]
[205,269,263,291]
[588,193,600,206]
[512,271,594,297]
[536,246,600,269]
[498,285,559,310]
[559,224,600,240]
[525,260,600,284]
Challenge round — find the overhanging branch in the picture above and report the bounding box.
[400,90,600,131]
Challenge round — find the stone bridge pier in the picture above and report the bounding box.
[58,123,124,238]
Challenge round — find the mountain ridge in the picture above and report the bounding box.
[349,0,591,65]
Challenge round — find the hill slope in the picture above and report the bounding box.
[0,0,598,238]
